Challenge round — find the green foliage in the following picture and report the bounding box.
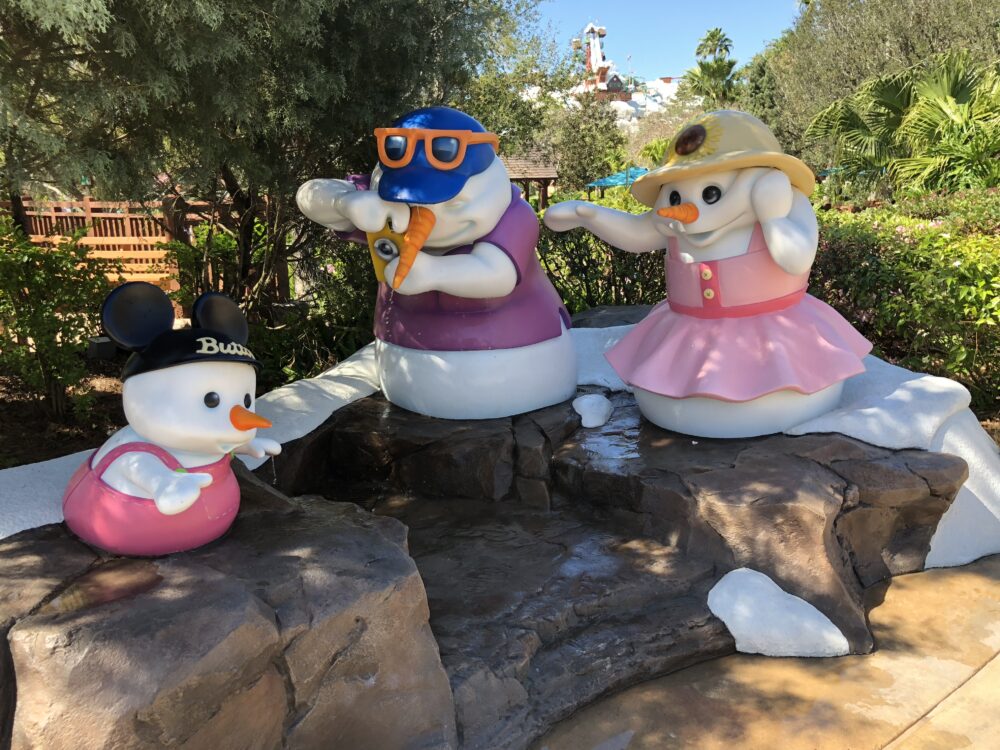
[537,189,664,313]
[808,53,1000,196]
[0,0,528,312]
[811,208,1000,416]
[684,27,739,108]
[0,216,119,419]
[256,235,378,389]
[896,188,1000,235]
[451,24,573,155]
[548,95,626,190]
[161,222,242,311]
[766,0,1000,166]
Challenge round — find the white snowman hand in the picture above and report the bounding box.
[153,472,213,516]
[235,437,282,459]
[334,190,410,234]
[751,169,794,223]
[296,179,359,232]
[543,201,596,232]
[384,251,434,295]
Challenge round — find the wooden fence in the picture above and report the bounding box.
[8,197,178,288]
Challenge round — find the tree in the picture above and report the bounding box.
[684,27,739,108]
[696,28,733,61]
[767,0,1000,164]
[0,0,529,315]
[547,95,626,190]
[450,27,573,155]
[807,53,1000,194]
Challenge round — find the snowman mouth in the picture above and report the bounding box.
[680,211,751,247]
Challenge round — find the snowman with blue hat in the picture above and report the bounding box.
[297,106,577,420]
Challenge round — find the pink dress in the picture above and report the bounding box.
[62,442,240,556]
[606,223,871,402]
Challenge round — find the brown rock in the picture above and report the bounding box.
[552,398,967,655]
[374,496,732,750]
[3,489,456,750]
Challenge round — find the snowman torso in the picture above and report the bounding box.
[373,186,577,419]
[663,222,809,316]
[374,186,570,351]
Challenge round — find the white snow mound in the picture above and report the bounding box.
[708,568,850,657]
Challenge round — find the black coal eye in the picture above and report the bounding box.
[669,190,682,206]
[244,393,252,408]
[702,185,722,204]
[384,135,407,161]
[203,392,220,408]
[431,136,460,163]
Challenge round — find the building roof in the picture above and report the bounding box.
[501,150,558,180]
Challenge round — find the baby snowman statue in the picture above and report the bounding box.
[296,106,577,420]
[544,111,871,438]
[62,282,280,555]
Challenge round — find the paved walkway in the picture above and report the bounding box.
[535,555,1000,750]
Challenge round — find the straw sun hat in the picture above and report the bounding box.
[630,110,815,207]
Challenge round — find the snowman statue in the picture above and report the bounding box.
[544,111,872,438]
[62,282,280,556]
[296,106,577,420]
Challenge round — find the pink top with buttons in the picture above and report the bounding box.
[665,222,809,318]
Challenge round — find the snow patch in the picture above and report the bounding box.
[0,450,90,539]
[573,394,613,428]
[708,568,850,657]
[571,325,630,391]
[239,344,380,470]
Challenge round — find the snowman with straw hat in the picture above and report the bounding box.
[545,110,872,438]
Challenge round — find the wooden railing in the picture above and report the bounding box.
[7,197,178,287]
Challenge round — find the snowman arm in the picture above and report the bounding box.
[560,204,665,253]
[386,242,518,298]
[106,453,213,515]
[759,192,818,276]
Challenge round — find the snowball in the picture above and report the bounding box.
[573,394,614,428]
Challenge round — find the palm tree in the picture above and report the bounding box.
[696,28,733,61]
[808,52,1000,194]
[686,28,738,108]
[685,57,739,108]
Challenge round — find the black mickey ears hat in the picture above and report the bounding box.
[102,282,261,380]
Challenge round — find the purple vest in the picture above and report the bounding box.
[360,186,569,351]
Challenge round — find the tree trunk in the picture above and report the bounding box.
[7,191,31,237]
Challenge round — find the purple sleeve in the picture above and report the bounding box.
[479,189,540,285]
[335,229,367,245]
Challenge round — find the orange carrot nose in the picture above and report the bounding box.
[657,203,700,224]
[230,405,271,431]
[392,206,437,288]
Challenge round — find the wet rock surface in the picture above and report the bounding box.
[1,467,455,750]
[265,385,965,748]
[267,393,580,509]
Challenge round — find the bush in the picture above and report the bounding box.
[811,208,1000,417]
[895,188,1000,236]
[0,216,120,420]
[538,188,665,313]
[251,235,377,393]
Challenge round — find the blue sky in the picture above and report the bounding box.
[536,0,801,80]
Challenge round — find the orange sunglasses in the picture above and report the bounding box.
[375,127,500,171]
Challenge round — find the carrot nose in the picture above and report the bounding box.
[656,203,700,224]
[393,206,437,288]
[230,405,271,431]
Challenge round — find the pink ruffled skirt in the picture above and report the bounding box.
[606,294,872,403]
